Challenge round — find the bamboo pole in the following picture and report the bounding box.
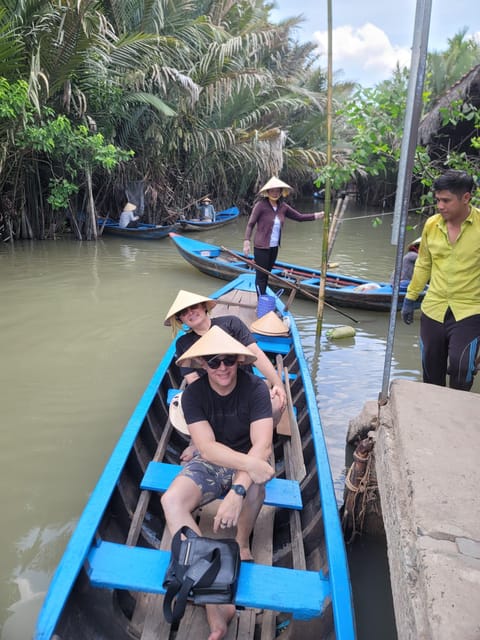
[327,194,351,263]
[316,0,333,338]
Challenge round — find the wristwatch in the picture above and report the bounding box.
[230,484,247,498]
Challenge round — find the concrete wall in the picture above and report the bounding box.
[375,379,480,640]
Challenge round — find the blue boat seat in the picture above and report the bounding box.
[252,334,292,355]
[141,462,302,510]
[87,540,330,620]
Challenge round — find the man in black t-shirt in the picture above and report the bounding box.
[164,290,286,431]
[161,326,274,640]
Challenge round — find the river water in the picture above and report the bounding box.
[1,200,477,639]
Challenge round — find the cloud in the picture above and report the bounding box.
[313,23,412,84]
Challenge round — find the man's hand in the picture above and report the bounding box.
[213,493,244,532]
[245,458,274,484]
[270,384,287,412]
[401,298,415,325]
[243,240,250,255]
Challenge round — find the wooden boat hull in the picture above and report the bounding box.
[98,217,178,239]
[35,275,355,640]
[178,206,240,232]
[169,232,425,311]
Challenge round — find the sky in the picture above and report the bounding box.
[271,0,480,86]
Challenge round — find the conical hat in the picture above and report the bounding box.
[168,391,189,435]
[123,202,137,212]
[407,237,422,251]
[250,311,289,336]
[164,290,217,326]
[176,325,256,368]
[258,177,292,197]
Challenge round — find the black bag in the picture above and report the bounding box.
[162,525,240,624]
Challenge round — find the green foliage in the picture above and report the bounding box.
[315,69,414,198]
[425,29,480,109]
[0,77,29,119]
[20,113,133,209]
[47,178,79,210]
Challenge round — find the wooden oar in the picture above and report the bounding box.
[283,365,307,482]
[220,245,359,324]
[275,354,291,436]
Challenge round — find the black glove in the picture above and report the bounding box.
[401,298,415,325]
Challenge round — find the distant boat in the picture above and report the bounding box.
[169,233,425,311]
[313,189,325,200]
[178,205,240,232]
[98,217,177,239]
[34,273,355,640]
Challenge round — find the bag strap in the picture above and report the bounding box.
[163,544,221,624]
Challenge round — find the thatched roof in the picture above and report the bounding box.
[418,64,480,146]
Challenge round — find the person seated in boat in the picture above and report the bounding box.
[390,237,421,288]
[161,326,274,640]
[196,196,216,221]
[164,290,286,453]
[118,202,140,228]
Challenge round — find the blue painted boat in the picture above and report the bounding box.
[178,205,240,232]
[34,274,355,640]
[169,232,425,312]
[98,217,178,239]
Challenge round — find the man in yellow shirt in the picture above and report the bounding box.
[401,170,480,391]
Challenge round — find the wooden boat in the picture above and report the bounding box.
[35,274,355,640]
[169,232,425,312]
[98,217,178,239]
[178,206,240,232]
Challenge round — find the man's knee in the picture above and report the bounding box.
[161,479,201,515]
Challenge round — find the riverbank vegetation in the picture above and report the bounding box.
[0,2,479,240]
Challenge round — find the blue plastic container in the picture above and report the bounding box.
[257,294,276,318]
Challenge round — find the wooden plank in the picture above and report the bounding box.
[283,439,307,572]
[126,381,185,548]
[139,529,173,639]
[284,367,306,482]
[252,506,277,640]
[275,354,291,436]
[236,609,256,639]
[87,541,330,619]
[141,462,302,510]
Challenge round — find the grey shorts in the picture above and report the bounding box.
[180,454,234,506]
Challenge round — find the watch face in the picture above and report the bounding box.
[232,484,246,497]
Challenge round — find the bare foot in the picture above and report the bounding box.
[239,547,254,562]
[206,603,235,640]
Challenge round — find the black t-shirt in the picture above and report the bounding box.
[175,316,255,377]
[181,369,272,453]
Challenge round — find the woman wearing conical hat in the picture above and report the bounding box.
[164,290,286,439]
[243,177,324,295]
[119,202,140,228]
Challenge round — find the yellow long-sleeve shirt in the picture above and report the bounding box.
[406,205,480,322]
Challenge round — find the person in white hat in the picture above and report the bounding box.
[243,176,324,295]
[164,290,286,438]
[400,237,422,283]
[196,195,216,221]
[118,202,140,228]
[391,237,422,287]
[161,326,274,639]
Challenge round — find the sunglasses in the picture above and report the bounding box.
[204,355,238,369]
[176,303,203,320]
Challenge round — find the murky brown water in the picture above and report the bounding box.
[1,200,476,639]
